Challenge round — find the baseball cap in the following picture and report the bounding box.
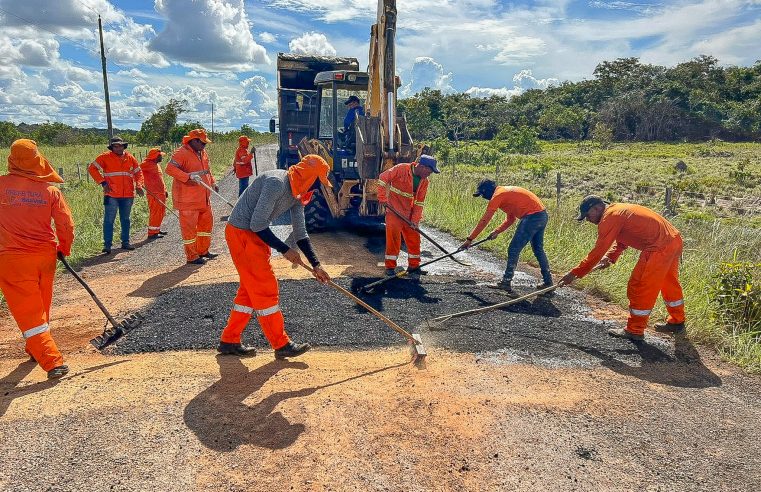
[472,178,496,197]
[577,195,608,221]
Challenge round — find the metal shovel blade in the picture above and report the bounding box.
[89,313,145,350]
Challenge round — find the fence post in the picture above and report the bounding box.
[664,185,673,214]
[58,167,64,180]
[77,163,82,181]
[556,172,561,208]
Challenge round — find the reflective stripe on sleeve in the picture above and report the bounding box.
[233,304,254,314]
[665,299,684,307]
[630,307,652,316]
[22,323,49,339]
[91,162,104,173]
[389,185,413,199]
[168,159,183,168]
[255,304,281,317]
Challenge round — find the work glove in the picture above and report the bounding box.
[135,187,145,197]
[458,238,473,251]
[487,230,500,240]
[100,181,112,193]
[165,191,169,198]
[187,175,199,185]
[596,257,612,270]
[558,272,577,287]
[213,184,219,192]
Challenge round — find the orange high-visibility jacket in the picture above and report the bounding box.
[0,174,75,256]
[88,151,144,198]
[378,163,429,224]
[140,158,167,196]
[165,144,216,211]
[468,186,545,240]
[234,146,254,178]
[571,203,680,278]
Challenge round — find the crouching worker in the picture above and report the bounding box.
[558,196,685,341]
[460,179,553,297]
[0,139,75,378]
[218,154,332,358]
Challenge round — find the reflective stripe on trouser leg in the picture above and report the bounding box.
[0,253,64,372]
[195,206,214,255]
[661,236,686,325]
[626,243,681,336]
[179,209,201,260]
[220,284,255,344]
[401,224,421,268]
[385,214,402,269]
[223,223,290,350]
[147,195,165,234]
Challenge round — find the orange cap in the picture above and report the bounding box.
[7,139,63,183]
[238,135,250,146]
[182,128,212,145]
[287,154,332,205]
[146,148,164,160]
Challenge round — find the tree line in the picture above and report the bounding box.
[398,56,761,143]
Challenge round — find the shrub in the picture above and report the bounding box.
[711,262,761,340]
[496,125,540,154]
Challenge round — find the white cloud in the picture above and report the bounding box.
[465,86,523,99]
[151,0,269,70]
[103,18,169,67]
[116,68,148,80]
[241,75,276,117]
[512,69,558,90]
[401,57,454,96]
[259,31,278,43]
[288,32,337,56]
[186,70,237,81]
[0,0,125,31]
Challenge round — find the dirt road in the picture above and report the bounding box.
[1,146,760,491]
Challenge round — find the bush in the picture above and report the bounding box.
[712,262,761,339]
[496,125,540,154]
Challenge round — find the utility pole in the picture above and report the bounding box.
[211,103,214,139]
[98,15,114,138]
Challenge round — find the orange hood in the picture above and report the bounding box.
[288,154,332,205]
[7,139,63,183]
[238,135,250,147]
[146,147,164,161]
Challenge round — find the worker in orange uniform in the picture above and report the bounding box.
[378,155,439,277]
[0,139,74,379]
[140,147,169,240]
[459,179,553,297]
[218,154,332,358]
[165,129,219,265]
[559,196,686,341]
[88,137,144,254]
[234,135,255,196]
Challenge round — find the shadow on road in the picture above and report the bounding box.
[349,277,441,314]
[184,356,405,452]
[128,263,203,298]
[0,359,130,418]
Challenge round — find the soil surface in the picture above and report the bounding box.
[1,145,760,491]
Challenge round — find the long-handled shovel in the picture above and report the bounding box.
[422,265,605,331]
[298,263,427,364]
[193,176,236,209]
[58,253,144,349]
[385,204,471,267]
[360,237,493,294]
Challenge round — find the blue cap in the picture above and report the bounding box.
[417,154,440,173]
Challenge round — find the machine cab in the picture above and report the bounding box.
[314,70,369,180]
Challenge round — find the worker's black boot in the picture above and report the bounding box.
[490,280,518,298]
[47,365,69,379]
[121,243,135,251]
[201,252,219,260]
[535,282,555,296]
[406,268,426,279]
[102,247,111,255]
[217,342,256,357]
[275,341,311,359]
[607,327,645,341]
[654,322,685,334]
[385,268,397,277]
[187,257,207,265]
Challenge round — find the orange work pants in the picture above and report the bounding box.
[179,206,213,261]
[219,223,290,350]
[0,253,64,372]
[147,193,166,236]
[384,213,421,269]
[626,235,685,335]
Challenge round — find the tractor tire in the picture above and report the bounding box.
[304,188,331,232]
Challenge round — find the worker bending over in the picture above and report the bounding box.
[378,155,439,277]
[166,129,218,265]
[559,196,686,341]
[460,179,553,296]
[140,148,168,239]
[218,154,331,359]
[88,137,144,254]
[234,135,255,196]
[0,139,74,378]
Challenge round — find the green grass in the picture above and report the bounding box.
[425,141,761,372]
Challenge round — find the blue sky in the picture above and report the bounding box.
[0,0,759,131]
